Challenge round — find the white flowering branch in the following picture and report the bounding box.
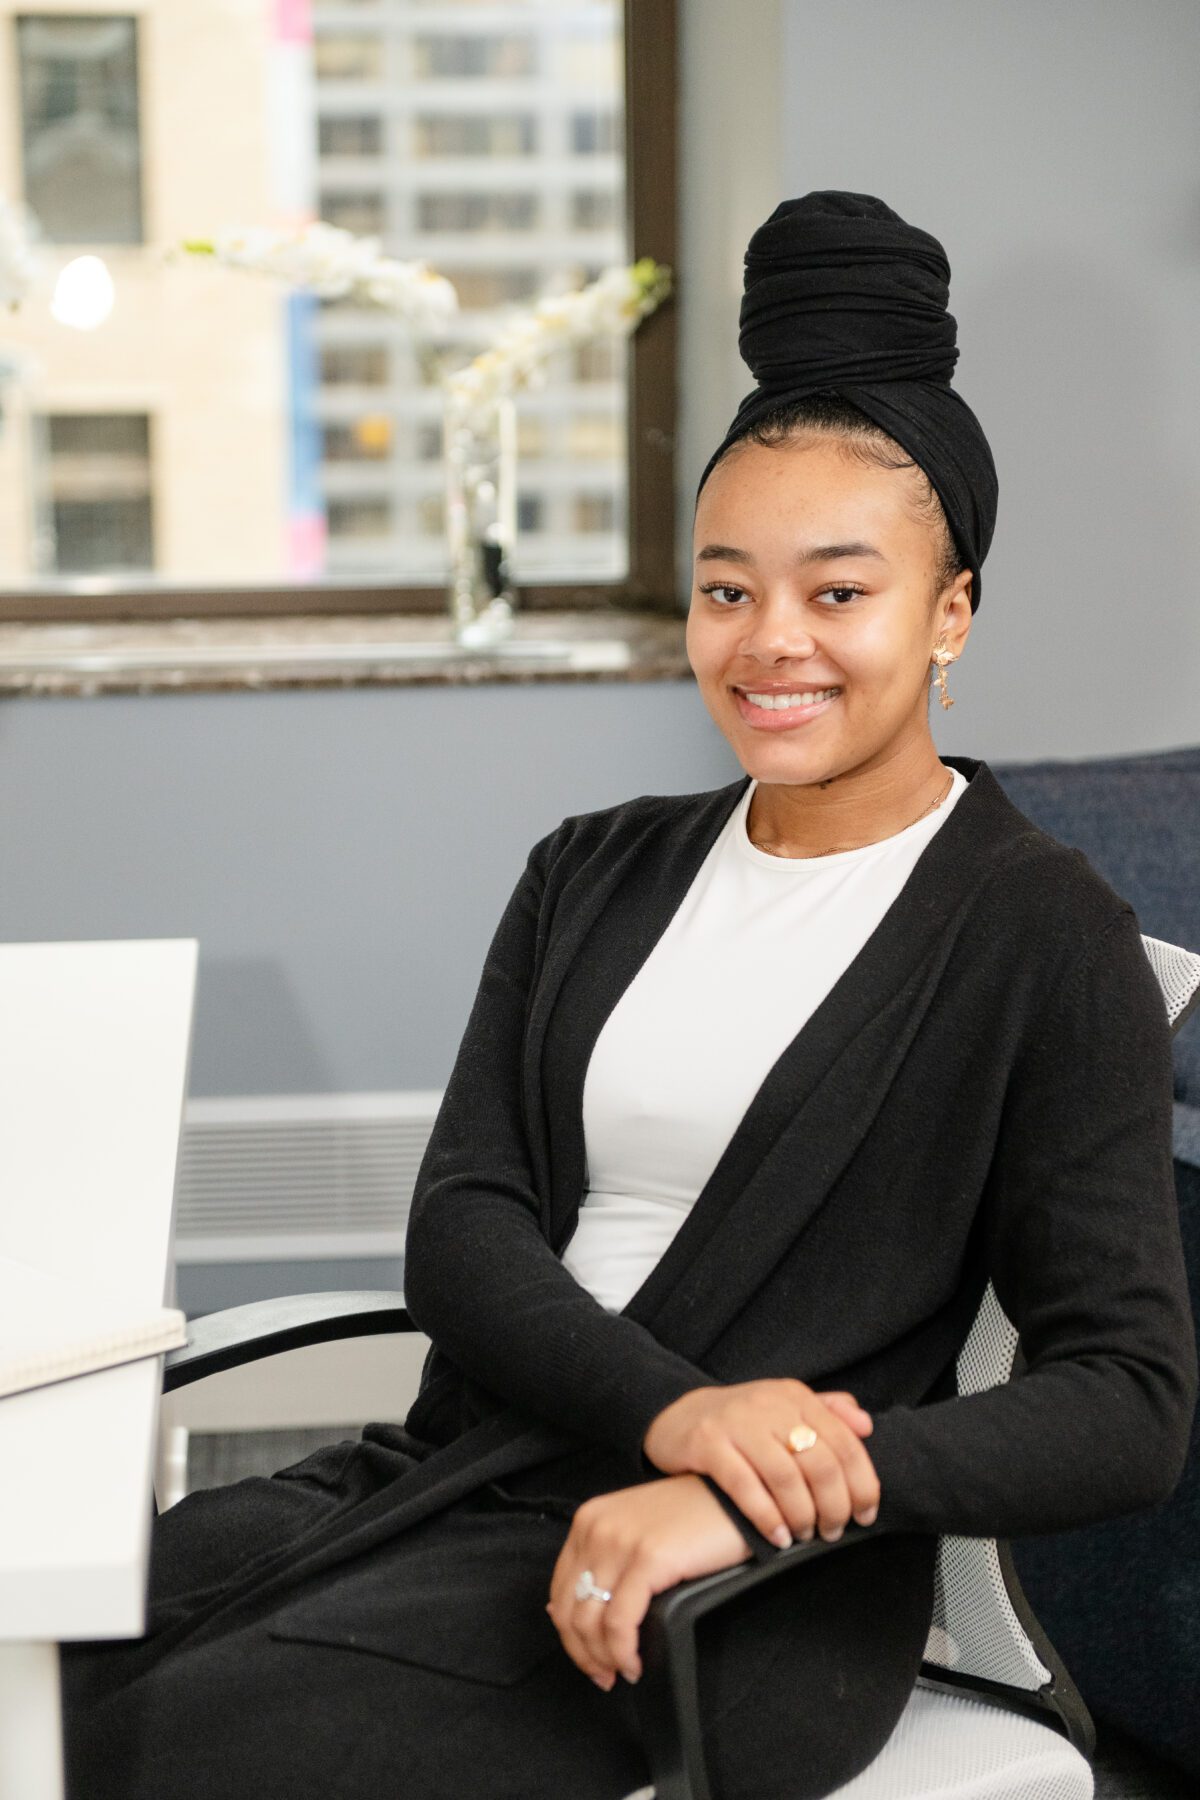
[444,257,672,426]
[178,223,671,417]
[178,221,458,330]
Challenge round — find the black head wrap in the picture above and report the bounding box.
[696,191,998,613]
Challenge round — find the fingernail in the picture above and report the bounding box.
[800,1527,815,1542]
[622,1667,641,1685]
[593,1673,615,1692]
[857,1506,878,1526]
[821,1525,844,1543]
[771,1525,793,1549]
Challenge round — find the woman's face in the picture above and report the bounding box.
[687,435,971,784]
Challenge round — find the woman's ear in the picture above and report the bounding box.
[931,578,973,659]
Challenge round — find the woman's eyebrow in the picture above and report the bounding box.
[696,541,888,567]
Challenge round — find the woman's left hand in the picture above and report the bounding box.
[547,1473,752,1691]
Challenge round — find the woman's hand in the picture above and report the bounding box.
[547,1474,751,1690]
[643,1382,880,1549]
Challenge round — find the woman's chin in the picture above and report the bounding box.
[724,713,846,781]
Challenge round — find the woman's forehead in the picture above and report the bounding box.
[694,444,922,555]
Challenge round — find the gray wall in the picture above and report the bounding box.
[1,3,1195,1307]
[0,683,736,1096]
[775,0,1200,759]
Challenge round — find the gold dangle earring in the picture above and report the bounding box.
[931,637,956,710]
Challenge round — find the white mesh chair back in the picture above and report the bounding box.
[1142,934,1200,1031]
[921,932,1200,1693]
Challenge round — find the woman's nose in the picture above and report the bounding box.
[738,595,818,661]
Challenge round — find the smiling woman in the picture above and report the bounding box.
[688,414,973,858]
[58,191,1195,1800]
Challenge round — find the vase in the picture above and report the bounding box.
[443,393,518,649]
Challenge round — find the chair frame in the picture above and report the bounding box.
[162,933,1200,1800]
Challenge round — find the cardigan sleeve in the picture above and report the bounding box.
[402,824,715,1464]
[864,901,1198,1540]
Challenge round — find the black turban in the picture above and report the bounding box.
[696,191,998,613]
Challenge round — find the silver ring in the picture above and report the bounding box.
[574,1569,613,1604]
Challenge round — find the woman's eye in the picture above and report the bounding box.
[699,581,865,607]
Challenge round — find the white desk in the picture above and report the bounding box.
[0,940,197,1800]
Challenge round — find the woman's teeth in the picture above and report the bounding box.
[743,687,840,711]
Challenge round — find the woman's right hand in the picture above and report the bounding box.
[642,1380,881,1549]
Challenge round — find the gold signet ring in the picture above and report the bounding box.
[788,1424,819,1454]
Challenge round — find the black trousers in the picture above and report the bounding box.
[61,1433,936,1800]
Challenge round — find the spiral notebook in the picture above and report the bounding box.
[0,1254,187,1401]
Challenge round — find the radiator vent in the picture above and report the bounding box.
[175,1091,443,1262]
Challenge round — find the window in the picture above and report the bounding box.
[0,0,677,623]
[328,497,390,539]
[412,340,478,387]
[571,190,618,230]
[570,110,619,155]
[573,493,616,533]
[572,339,620,383]
[320,344,390,387]
[35,414,153,574]
[319,115,384,157]
[414,419,442,461]
[413,35,536,79]
[517,492,543,531]
[416,191,539,233]
[314,35,384,81]
[516,415,546,457]
[414,114,537,157]
[322,418,393,461]
[319,191,388,235]
[567,415,623,460]
[17,15,143,243]
[436,266,539,307]
[416,493,444,535]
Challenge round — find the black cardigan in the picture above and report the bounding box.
[400,751,1197,1546]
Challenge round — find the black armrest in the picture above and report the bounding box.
[162,1290,414,1394]
[634,1521,877,1800]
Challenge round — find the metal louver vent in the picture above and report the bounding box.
[174,1091,443,1262]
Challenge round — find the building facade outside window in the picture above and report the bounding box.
[0,0,677,620]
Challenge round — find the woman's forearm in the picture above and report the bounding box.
[405,1179,712,1460]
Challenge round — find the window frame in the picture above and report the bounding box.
[0,0,678,625]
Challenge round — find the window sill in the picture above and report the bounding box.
[0,609,691,699]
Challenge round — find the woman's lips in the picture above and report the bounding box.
[731,688,840,730]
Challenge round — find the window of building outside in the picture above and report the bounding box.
[16,15,143,244]
[0,0,676,622]
[38,413,155,574]
[318,115,384,159]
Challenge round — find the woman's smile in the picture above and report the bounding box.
[731,684,842,730]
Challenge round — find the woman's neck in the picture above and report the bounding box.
[745,753,954,859]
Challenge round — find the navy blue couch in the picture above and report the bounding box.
[990,745,1200,1780]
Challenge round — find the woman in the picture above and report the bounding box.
[63,192,1197,1800]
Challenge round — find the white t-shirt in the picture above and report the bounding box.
[560,765,969,1312]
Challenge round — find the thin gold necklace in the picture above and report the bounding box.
[748,767,955,860]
